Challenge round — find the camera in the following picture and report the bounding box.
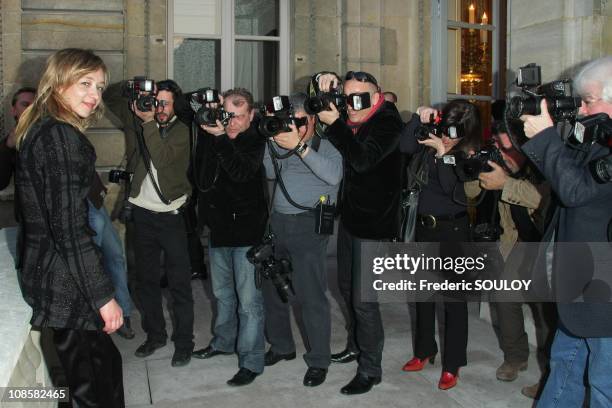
[259,95,307,138]
[304,88,347,114]
[191,87,219,105]
[454,145,506,182]
[416,113,465,141]
[576,113,612,183]
[108,169,133,184]
[195,107,234,127]
[345,92,371,111]
[507,63,581,122]
[125,76,158,112]
[246,233,294,303]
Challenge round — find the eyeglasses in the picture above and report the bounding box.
[345,71,379,88]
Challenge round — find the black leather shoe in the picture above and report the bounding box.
[192,345,233,359]
[171,349,192,367]
[134,339,167,358]
[303,367,328,387]
[331,349,359,364]
[340,372,381,395]
[264,349,296,366]
[227,368,259,386]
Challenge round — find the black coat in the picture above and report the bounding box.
[15,117,114,330]
[194,123,268,247]
[522,126,612,337]
[325,101,403,240]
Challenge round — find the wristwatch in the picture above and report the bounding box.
[296,142,308,156]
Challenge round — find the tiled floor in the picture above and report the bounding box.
[115,256,540,408]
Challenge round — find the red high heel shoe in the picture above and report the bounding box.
[438,370,459,390]
[401,355,436,372]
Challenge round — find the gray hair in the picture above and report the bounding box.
[574,56,612,103]
[288,92,309,115]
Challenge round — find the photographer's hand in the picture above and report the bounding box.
[520,99,553,138]
[418,133,446,157]
[416,106,438,123]
[131,101,155,123]
[317,102,340,125]
[317,74,339,93]
[272,124,301,150]
[479,161,508,190]
[201,121,226,136]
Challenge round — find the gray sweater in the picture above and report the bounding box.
[263,138,342,214]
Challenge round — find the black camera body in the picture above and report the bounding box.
[416,113,465,141]
[304,89,347,114]
[508,63,581,122]
[246,233,294,303]
[575,113,612,183]
[125,76,157,112]
[455,145,506,182]
[191,87,219,105]
[259,95,307,138]
[195,107,234,127]
[108,169,133,184]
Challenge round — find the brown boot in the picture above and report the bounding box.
[521,382,542,399]
[496,361,528,381]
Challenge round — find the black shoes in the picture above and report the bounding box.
[171,349,192,367]
[331,349,359,364]
[116,317,135,339]
[264,349,297,366]
[303,367,328,387]
[191,271,207,280]
[227,368,259,386]
[340,372,381,395]
[192,345,233,359]
[134,339,167,358]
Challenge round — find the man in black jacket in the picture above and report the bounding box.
[316,71,403,395]
[520,56,612,406]
[191,88,268,387]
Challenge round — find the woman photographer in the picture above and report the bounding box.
[399,99,482,390]
[15,48,124,407]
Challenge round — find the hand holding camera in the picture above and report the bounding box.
[478,161,509,190]
[520,98,554,138]
[416,106,439,124]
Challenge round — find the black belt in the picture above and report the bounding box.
[417,211,467,228]
[137,204,186,216]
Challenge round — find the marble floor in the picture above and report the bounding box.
[114,256,541,408]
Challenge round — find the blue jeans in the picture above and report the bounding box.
[209,246,264,374]
[537,326,612,407]
[87,200,132,317]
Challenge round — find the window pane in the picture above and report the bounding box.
[235,40,278,104]
[173,38,221,92]
[447,27,492,97]
[235,0,279,36]
[448,0,492,26]
[174,0,221,35]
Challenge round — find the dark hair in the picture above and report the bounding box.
[345,71,380,90]
[156,79,183,101]
[441,99,482,154]
[223,88,254,112]
[11,87,37,107]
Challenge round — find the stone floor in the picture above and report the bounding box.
[115,257,541,408]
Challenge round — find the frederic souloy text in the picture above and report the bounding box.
[373,254,487,275]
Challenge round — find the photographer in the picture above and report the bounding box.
[103,79,195,367]
[519,56,612,406]
[476,123,556,397]
[261,93,342,387]
[190,88,268,387]
[316,71,403,395]
[399,99,481,390]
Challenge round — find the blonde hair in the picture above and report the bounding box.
[16,48,108,149]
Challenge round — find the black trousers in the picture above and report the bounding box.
[52,328,124,408]
[414,215,470,374]
[132,206,195,351]
[337,222,384,377]
[263,212,331,369]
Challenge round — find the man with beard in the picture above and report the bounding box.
[104,79,195,367]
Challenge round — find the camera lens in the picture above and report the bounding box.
[259,116,287,138]
[304,96,326,115]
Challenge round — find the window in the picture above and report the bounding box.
[168,0,290,104]
[431,0,503,131]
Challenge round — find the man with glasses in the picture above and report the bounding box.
[104,79,195,367]
[191,88,268,387]
[315,71,404,395]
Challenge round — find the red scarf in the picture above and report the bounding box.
[346,93,385,134]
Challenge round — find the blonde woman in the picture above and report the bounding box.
[15,48,124,407]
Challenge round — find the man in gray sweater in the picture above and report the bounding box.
[261,93,343,387]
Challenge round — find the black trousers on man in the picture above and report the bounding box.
[263,212,331,369]
[132,206,194,352]
[53,328,124,408]
[337,221,385,378]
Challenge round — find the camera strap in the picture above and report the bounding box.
[133,115,171,205]
[190,122,220,193]
[267,139,314,211]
